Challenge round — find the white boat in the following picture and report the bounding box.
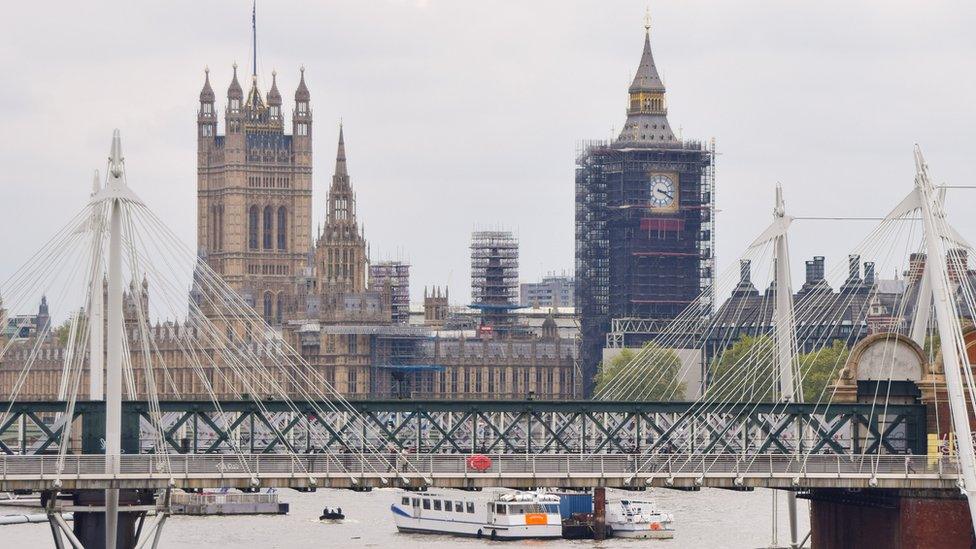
[390,490,562,540]
[606,499,675,539]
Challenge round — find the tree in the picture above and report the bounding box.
[708,334,849,403]
[594,342,686,400]
[797,340,849,403]
[708,335,776,402]
[52,319,73,346]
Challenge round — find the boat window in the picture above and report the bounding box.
[496,504,507,515]
[487,503,494,513]
[455,501,463,512]
[443,500,452,511]
[412,498,420,507]
[401,497,409,506]
[545,504,559,513]
[423,499,431,510]
[433,500,442,511]
[466,502,475,514]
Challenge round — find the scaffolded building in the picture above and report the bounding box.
[369,260,411,324]
[470,231,521,335]
[576,23,715,395]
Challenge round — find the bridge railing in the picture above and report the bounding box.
[0,453,959,481]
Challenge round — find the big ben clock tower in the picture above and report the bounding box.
[575,14,715,396]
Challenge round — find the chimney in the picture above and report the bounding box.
[848,254,861,282]
[805,256,825,285]
[863,262,876,286]
[739,260,752,284]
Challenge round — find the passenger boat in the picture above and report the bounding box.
[390,490,562,540]
[606,499,675,539]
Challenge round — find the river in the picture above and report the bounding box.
[2,487,809,548]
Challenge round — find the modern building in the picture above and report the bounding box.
[370,261,411,324]
[520,274,574,308]
[575,20,715,395]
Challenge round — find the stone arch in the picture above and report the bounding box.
[836,332,927,386]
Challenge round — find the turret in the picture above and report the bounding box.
[267,70,283,124]
[198,68,217,141]
[226,63,244,135]
[293,67,312,160]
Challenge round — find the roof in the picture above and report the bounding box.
[628,31,666,94]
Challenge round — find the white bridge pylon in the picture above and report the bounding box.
[747,184,800,403]
[899,146,976,532]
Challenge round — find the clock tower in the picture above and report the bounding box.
[575,15,715,396]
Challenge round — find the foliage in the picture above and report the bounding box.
[707,334,850,403]
[594,342,686,401]
[797,340,850,403]
[708,335,776,402]
[52,319,73,346]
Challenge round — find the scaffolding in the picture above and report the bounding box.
[369,260,411,324]
[470,230,521,334]
[575,139,715,395]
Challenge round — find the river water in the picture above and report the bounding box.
[3,487,809,548]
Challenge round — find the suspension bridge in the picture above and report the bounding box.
[1,131,975,548]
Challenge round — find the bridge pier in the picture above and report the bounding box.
[70,489,143,549]
[806,489,975,549]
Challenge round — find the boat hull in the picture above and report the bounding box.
[391,505,562,540]
[610,526,675,540]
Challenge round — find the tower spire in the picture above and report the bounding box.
[335,122,347,176]
[615,10,675,146]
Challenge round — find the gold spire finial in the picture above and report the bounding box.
[644,6,651,33]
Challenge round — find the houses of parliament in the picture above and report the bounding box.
[0,55,578,401]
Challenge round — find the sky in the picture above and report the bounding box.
[1,0,975,316]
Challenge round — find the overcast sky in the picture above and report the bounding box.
[2,1,975,315]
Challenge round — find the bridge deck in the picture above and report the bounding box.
[1,453,959,491]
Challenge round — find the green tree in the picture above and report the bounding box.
[708,334,849,403]
[708,335,776,402]
[594,342,686,400]
[797,340,849,403]
[52,319,73,346]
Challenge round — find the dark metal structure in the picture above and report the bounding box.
[0,400,926,457]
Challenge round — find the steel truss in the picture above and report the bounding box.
[0,400,926,457]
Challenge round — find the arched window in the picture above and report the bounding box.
[263,206,273,249]
[248,206,259,249]
[277,207,287,250]
[275,293,284,324]
[263,292,273,322]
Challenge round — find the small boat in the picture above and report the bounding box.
[319,507,345,520]
[606,499,674,539]
[390,490,562,540]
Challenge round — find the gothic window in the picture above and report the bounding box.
[275,293,283,324]
[231,99,240,112]
[347,334,357,354]
[263,206,273,249]
[263,292,272,322]
[277,207,287,250]
[217,205,224,250]
[297,123,308,136]
[248,206,259,249]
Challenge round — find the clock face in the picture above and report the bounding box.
[649,174,676,208]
